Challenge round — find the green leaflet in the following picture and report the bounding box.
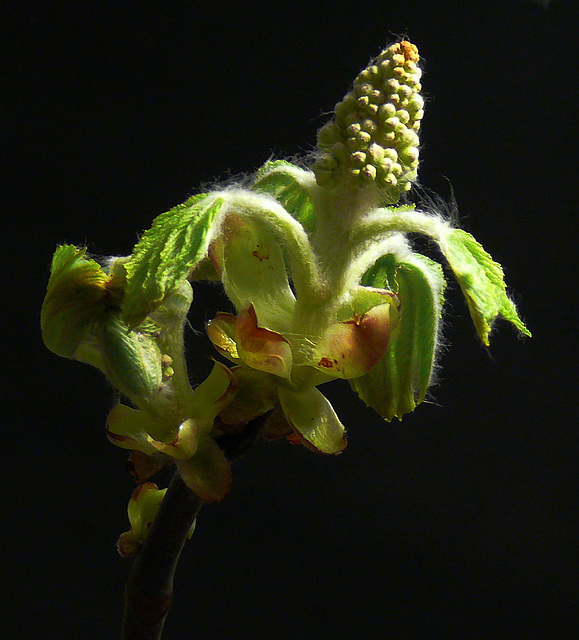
[311,288,399,380]
[117,483,168,557]
[176,435,233,502]
[127,483,167,540]
[123,194,224,328]
[41,245,110,359]
[351,253,445,420]
[106,403,166,452]
[440,229,531,345]
[251,160,317,235]
[212,212,296,334]
[96,314,163,400]
[277,385,347,455]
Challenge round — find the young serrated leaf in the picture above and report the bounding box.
[251,160,317,234]
[123,194,224,328]
[351,253,445,420]
[441,229,531,345]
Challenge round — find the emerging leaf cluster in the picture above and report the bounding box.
[41,40,530,508]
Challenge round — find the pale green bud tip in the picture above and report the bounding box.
[313,41,423,202]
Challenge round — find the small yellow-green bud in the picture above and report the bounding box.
[313,41,423,203]
[117,483,168,557]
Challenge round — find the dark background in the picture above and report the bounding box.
[3,0,576,638]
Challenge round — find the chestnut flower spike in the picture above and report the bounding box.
[41,40,530,502]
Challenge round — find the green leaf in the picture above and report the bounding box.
[41,245,110,359]
[176,436,232,502]
[251,160,317,234]
[311,287,400,379]
[127,483,167,539]
[440,229,531,345]
[351,253,445,420]
[106,404,163,454]
[123,194,224,328]
[277,385,347,454]
[212,213,296,333]
[96,314,163,400]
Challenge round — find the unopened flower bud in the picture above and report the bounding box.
[117,483,167,557]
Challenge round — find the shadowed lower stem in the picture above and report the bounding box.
[121,472,202,639]
[120,416,266,640]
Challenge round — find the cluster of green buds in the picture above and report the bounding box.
[42,41,529,522]
[313,40,423,202]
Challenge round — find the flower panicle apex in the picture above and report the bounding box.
[41,38,530,516]
[313,40,423,202]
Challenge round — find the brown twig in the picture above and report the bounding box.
[120,415,267,639]
[121,472,202,639]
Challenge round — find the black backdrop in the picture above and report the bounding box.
[3,1,576,638]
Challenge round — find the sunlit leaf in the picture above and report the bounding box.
[440,229,531,345]
[351,253,445,420]
[311,289,400,379]
[123,194,224,328]
[277,386,347,454]
[41,245,110,358]
[213,213,296,333]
